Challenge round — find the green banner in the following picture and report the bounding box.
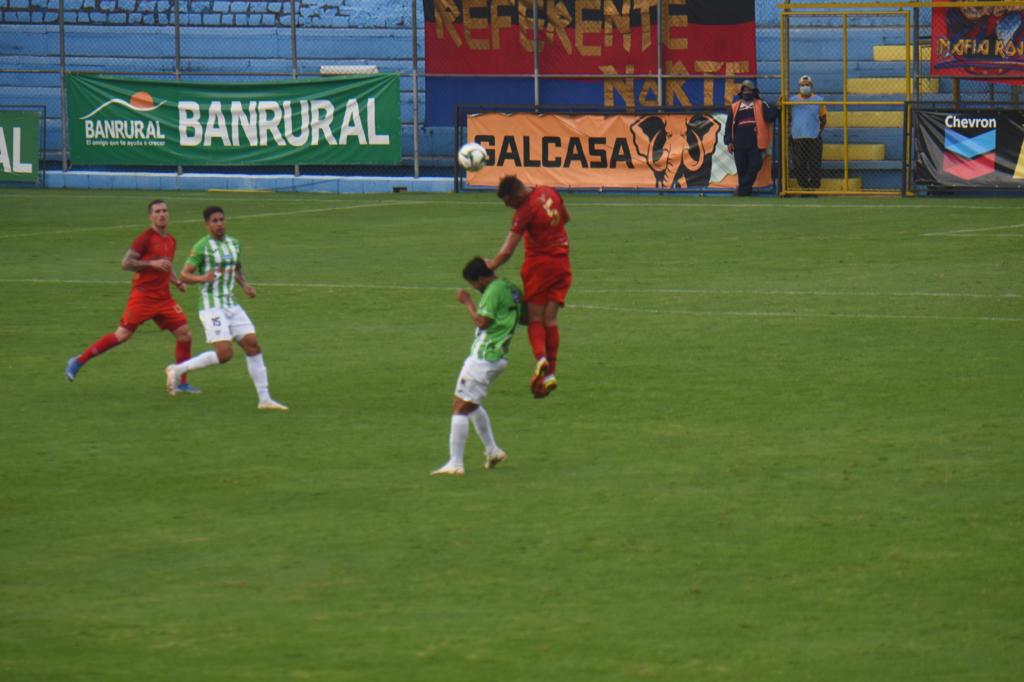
[66,74,401,166]
[0,111,39,183]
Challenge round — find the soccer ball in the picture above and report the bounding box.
[457,142,489,172]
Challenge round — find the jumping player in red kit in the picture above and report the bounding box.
[65,199,198,391]
[487,175,572,399]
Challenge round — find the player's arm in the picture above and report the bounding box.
[178,261,215,285]
[486,230,523,271]
[456,289,493,329]
[121,248,171,273]
[235,263,256,298]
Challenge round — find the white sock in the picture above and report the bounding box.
[449,415,469,468]
[246,353,271,402]
[176,350,220,375]
[469,406,499,454]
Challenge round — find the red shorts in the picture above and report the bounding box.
[120,296,188,332]
[521,256,572,305]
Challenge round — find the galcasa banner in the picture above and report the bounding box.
[465,111,772,190]
[66,74,401,166]
[915,109,1024,188]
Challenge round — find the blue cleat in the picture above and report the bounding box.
[176,383,202,394]
[65,356,82,382]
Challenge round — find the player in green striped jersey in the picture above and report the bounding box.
[164,206,287,411]
[432,258,522,476]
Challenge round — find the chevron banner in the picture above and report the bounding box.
[915,109,1024,188]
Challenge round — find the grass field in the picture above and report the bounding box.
[1,188,1022,681]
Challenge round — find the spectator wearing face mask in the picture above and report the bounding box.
[789,75,827,192]
[724,80,778,197]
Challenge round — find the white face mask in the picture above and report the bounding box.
[799,85,812,96]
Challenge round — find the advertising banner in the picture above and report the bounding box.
[423,0,757,123]
[66,74,401,166]
[0,110,39,183]
[931,3,1024,83]
[465,111,772,190]
[915,109,1024,188]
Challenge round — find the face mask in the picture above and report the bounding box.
[741,91,753,101]
[799,85,812,96]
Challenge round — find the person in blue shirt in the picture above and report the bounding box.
[789,75,828,191]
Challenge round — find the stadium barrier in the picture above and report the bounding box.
[1,1,1020,194]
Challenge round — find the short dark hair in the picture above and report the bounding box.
[462,257,494,282]
[148,199,166,213]
[203,205,224,221]
[497,175,525,201]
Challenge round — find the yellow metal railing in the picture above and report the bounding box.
[779,6,917,195]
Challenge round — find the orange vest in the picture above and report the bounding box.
[730,98,772,150]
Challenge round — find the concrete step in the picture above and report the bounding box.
[788,177,864,192]
[847,77,940,94]
[825,110,904,127]
[873,45,931,61]
[823,143,886,161]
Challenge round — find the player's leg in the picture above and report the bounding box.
[540,299,562,394]
[434,358,505,475]
[224,308,286,411]
[165,307,225,395]
[65,307,137,382]
[522,260,551,378]
[239,333,286,411]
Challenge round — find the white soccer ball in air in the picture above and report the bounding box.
[458,142,489,172]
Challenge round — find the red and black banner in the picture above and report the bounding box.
[423,1,757,123]
[931,3,1024,84]
[915,109,1024,188]
[423,0,756,76]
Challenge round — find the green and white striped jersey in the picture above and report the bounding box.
[185,235,242,310]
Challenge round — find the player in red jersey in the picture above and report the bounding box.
[65,199,197,391]
[487,175,572,398]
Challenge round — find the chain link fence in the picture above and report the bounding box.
[0,0,422,175]
[1,1,1021,190]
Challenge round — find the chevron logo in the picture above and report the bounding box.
[944,129,996,158]
[943,128,997,180]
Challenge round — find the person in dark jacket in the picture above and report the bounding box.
[724,80,778,196]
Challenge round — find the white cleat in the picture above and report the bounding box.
[258,399,289,411]
[431,463,465,476]
[484,450,508,470]
[164,365,180,396]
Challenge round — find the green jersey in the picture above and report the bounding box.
[186,234,241,310]
[470,278,522,362]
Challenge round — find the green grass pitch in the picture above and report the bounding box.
[1,188,1022,681]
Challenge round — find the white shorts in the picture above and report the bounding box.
[454,356,508,405]
[199,306,256,344]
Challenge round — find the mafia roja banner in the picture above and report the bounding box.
[66,74,401,166]
[464,111,772,190]
[931,2,1024,84]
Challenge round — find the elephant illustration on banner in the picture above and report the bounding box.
[629,113,722,189]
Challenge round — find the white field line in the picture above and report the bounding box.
[2,278,1020,323]
[570,303,1024,323]
[3,278,1018,300]
[920,222,1024,237]
[0,201,438,241]
[584,287,1021,300]
[2,189,1020,211]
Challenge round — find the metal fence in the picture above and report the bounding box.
[1,1,1020,190]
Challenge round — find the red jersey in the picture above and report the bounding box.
[128,227,176,300]
[510,186,570,259]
